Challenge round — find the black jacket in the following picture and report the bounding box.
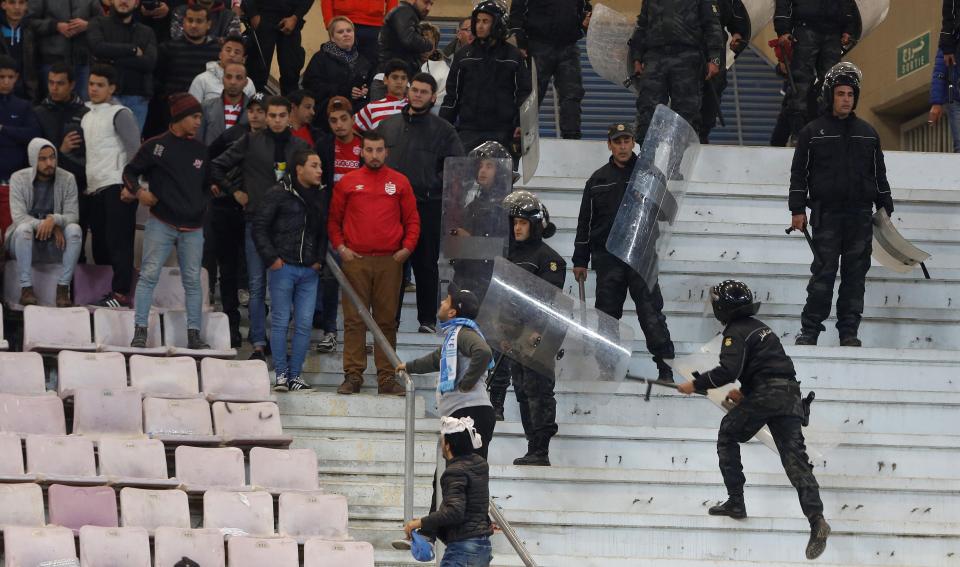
[718,0,751,45]
[0,13,40,101]
[773,0,856,37]
[573,154,635,269]
[692,316,797,397]
[207,123,251,210]
[941,0,960,55]
[788,112,893,215]
[419,453,493,544]
[378,2,432,76]
[508,0,591,48]
[156,37,221,96]
[87,11,158,97]
[302,44,373,114]
[0,92,42,180]
[241,0,314,19]
[630,0,724,65]
[252,178,327,268]
[440,39,532,132]
[508,237,566,290]
[313,132,336,194]
[380,109,465,202]
[34,95,89,192]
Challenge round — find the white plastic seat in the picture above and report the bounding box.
[249,447,318,493]
[203,490,275,537]
[48,484,119,531]
[174,446,246,492]
[154,527,226,567]
[150,266,211,312]
[211,401,291,447]
[278,492,349,542]
[163,311,236,358]
[98,437,177,488]
[200,358,273,402]
[79,525,151,567]
[0,393,66,436]
[304,539,376,567]
[22,305,96,352]
[143,397,220,445]
[120,487,190,533]
[0,432,32,481]
[0,352,45,394]
[129,355,200,398]
[227,536,298,567]
[94,307,167,355]
[57,350,127,398]
[25,434,102,484]
[73,387,143,438]
[0,483,44,527]
[3,525,78,567]
[3,261,60,310]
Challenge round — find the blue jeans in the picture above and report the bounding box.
[117,94,148,132]
[441,537,492,567]
[7,222,83,286]
[134,217,204,329]
[268,263,319,378]
[947,102,960,153]
[244,224,267,347]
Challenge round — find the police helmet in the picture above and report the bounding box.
[822,62,862,110]
[468,141,512,160]
[710,280,761,324]
[471,0,509,42]
[503,190,556,239]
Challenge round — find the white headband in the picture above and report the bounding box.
[440,416,483,449]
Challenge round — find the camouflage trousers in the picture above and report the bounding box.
[699,69,728,144]
[717,379,824,520]
[785,25,843,136]
[529,39,585,139]
[800,209,873,337]
[635,48,705,141]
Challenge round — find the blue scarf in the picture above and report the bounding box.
[438,317,492,394]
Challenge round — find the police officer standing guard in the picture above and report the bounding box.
[789,63,893,346]
[700,0,750,144]
[573,123,675,381]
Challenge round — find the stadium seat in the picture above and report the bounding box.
[0,303,8,350]
[120,487,190,532]
[143,397,219,445]
[211,401,291,447]
[200,358,273,402]
[79,525,151,567]
[23,305,96,353]
[148,266,211,312]
[203,490,275,537]
[154,527,226,567]
[0,352,44,394]
[93,308,167,355]
[129,355,200,398]
[98,437,178,488]
[3,525,78,567]
[0,483,45,528]
[72,387,143,438]
[174,446,246,491]
[3,261,60,309]
[25,434,102,484]
[0,393,66,436]
[163,311,237,358]
[227,536,298,567]
[48,484,119,532]
[304,539,376,567]
[278,492,349,542]
[249,447,318,493]
[0,431,32,481]
[57,350,127,398]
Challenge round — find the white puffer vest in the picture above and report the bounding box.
[81,101,127,194]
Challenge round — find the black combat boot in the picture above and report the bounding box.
[806,515,831,559]
[795,332,818,346]
[708,495,747,519]
[514,437,551,466]
[187,329,210,350]
[490,388,506,421]
[130,326,148,348]
[654,357,674,382]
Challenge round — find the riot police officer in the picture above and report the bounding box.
[678,280,830,561]
[700,0,750,144]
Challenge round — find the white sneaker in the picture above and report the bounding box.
[273,371,289,392]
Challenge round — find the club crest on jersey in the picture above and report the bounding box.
[385,181,397,195]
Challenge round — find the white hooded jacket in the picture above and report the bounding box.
[189,60,257,102]
[5,138,80,242]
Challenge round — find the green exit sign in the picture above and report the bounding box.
[897,32,930,79]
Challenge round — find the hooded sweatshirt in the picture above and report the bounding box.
[188,60,257,102]
[5,138,80,242]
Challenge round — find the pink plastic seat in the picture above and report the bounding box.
[304,539,376,567]
[0,431,31,481]
[3,260,60,309]
[23,305,96,352]
[73,387,143,438]
[226,536,298,567]
[0,351,45,394]
[48,484,119,532]
[278,492,349,542]
[0,393,66,436]
[143,397,220,445]
[154,527,226,567]
[3,525,78,567]
[174,446,246,492]
[200,358,273,402]
[164,311,236,358]
[129,355,200,398]
[0,483,45,527]
[203,490,275,537]
[98,437,177,488]
[249,447,318,493]
[150,266,211,312]
[94,307,167,355]
[211,401,291,447]
[79,525,151,567]
[57,350,127,398]
[25,434,102,484]
[120,487,190,533]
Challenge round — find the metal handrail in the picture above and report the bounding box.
[490,501,538,567]
[326,253,417,522]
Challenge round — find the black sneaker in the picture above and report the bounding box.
[273,371,289,392]
[187,329,210,350]
[315,332,337,353]
[418,324,437,334]
[806,516,831,559]
[130,326,148,348]
[708,496,747,519]
[248,349,266,361]
[287,375,313,391]
[94,292,131,309]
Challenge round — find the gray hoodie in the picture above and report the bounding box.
[5,138,81,242]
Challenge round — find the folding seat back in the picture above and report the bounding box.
[3,261,60,307]
[0,351,45,394]
[0,393,66,436]
[48,484,119,532]
[129,355,199,397]
[304,539,376,567]
[79,525,151,567]
[249,447,318,492]
[26,434,98,481]
[164,311,235,357]
[143,397,216,441]
[23,305,95,352]
[98,437,171,483]
[94,308,165,354]
[57,350,127,397]
[73,387,143,437]
[0,483,44,527]
[226,536,298,567]
[212,401,289,446]
[278,492,348,540]
[174,446,245,490]
[0,431,25,476]
[203,490,275,536]
[200,358,271,401]
[3,525,78,567]
[154,527,226,567]
[150,266,210,311]
[120,487,190,532]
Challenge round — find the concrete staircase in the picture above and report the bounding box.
[282,141,960,566]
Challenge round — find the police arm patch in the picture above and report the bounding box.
[723,336,734,347]
[549,261,558,272]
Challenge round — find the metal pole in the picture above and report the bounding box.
[731,59,744,146]
[489,502,538,567]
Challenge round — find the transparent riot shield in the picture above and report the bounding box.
[586,3,637,93]
[476,257,634,382]
[606,105,700,290]
[850,0,890,47]
[871,209,931,275]
[520,61,540,185]
[439,157,515,300]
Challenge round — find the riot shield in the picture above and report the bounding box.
[606,105,700,289]
[871,209,931,274]
[520,61,540,185]
[438,157,514,299]
[476,257,634,382]
[725,0,775,67]
[586,3,636,93]
[850,0,890,46]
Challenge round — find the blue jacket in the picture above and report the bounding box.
[0,92,41,181]
[931,48,960,105]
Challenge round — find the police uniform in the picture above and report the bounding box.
[700,0,750,144]
[629,0,724,140]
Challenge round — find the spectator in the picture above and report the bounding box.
[0,0,39,101]
[380,72,463,333]
[28,0,99,101]
[171,0,241,41]
[197,61,248,145]
[157,5,221,98]
[320,0,396,70]
[6,138,82,307]
[210,95,309,360]
[253,148,326,392]
[929,42,960,153]
[418,22,448,110]
[81,63,141,308]
[126,93,210,349]
[354,58,407,131]
[301,16,372,114]
[34,64,89,198]
[288,89,318,145]
[378,0,432,83]
[441,0,531,159]
[0,54,41,182]
[240,0,312,95]
[328,130,419,396]
[87,0,158,130]
[441,17,473,62]
[138,0,174,44]
[188,35,256,101]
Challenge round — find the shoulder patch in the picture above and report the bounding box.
[723,336,733,347]
[549,261,558,272]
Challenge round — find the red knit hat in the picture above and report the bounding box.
[169,93,202,123]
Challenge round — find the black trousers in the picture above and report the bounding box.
[785,26,843,136]
[699,70,728,144]
[529,39,584,139]
[83,185,138,295]
[246,17,306,95]
[510,360,557,455]
[410,199,442,326]
[354,24,381,71]
[208,201,245,338]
